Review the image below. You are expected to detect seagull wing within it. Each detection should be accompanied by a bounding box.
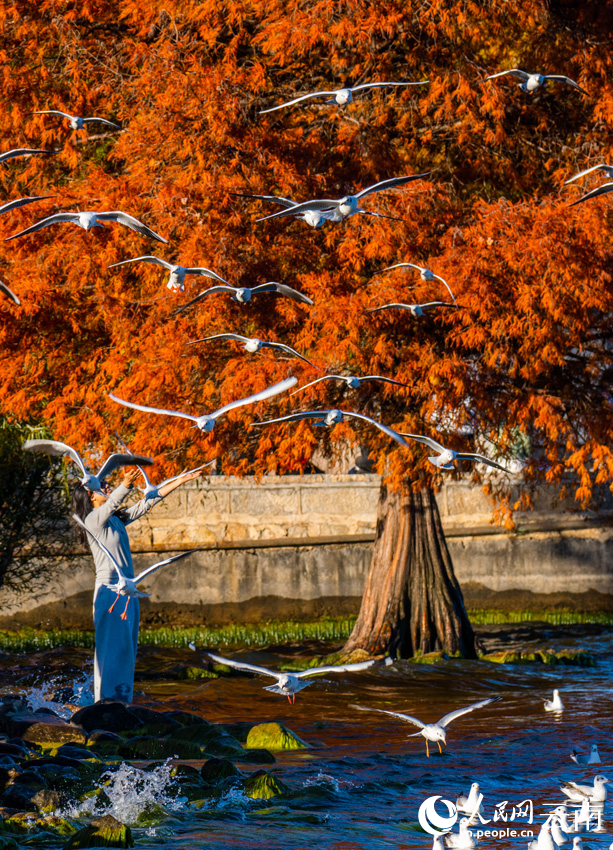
[570,183,613,206]
[231,192,298,208]
[108,393,199,424]
[172,286,236,314]
[0,196,53,216]
[207,652,279,678]
[31,110,73,120]
[251,282,314,304]
[211,376,298,419]
[545,75,588,95]
[4,213,81,241]
[485,69,529,81]
[351,703,426,729]
[437,696,501,728]
[0,280,20,305]
[365,303,413,313]
[82,117,121,128]
[400,433,447,453]
[183,267,229,282]
[0,148,58,163]
[133,548,200,584]
[420,301,457,309]
[188,333,250,345]
[351,81,430,92]
[297,659,377,678]
[265,341,318,367]
[343,411,409,447]
[565,164,613,184]
[290,376,339,394]
[252,410,327,426]
[23,439,87,477]
[259,90,339,114]
[113,433,153,489]
[360,376,408,387]
[156,461,215,488]
[72,513,124,580]
[380,262,422,273]
[108,255,172,270]
[456,453,508,471]
[257,199,339,221]
[96,452,154,481]
[355,173,431,200]
[96,211,167,243]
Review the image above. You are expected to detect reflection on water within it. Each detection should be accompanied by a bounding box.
[1,623,612,849]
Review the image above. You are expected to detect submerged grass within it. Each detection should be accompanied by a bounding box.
[0,610,611,652]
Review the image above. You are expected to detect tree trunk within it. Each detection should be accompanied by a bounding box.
[344,482,476,659]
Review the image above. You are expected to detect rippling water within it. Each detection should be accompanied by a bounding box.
[1,623,612,850]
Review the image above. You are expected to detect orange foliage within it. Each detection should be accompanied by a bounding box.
[0,0,611,509]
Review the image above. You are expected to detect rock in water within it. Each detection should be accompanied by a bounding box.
[245,722,309,751]
[63,814,134,848]
[244,770,289,800]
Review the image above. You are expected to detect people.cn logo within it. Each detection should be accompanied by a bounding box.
[418,796,459,835]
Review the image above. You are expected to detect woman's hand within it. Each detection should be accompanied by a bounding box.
[122,467,142,489]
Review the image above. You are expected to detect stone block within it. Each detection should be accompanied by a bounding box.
[230,486,300,516]
[300,484,378,517]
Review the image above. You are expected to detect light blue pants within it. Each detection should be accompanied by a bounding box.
[93,585,139,703]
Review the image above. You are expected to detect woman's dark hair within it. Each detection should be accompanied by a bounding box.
[71,483,93,544]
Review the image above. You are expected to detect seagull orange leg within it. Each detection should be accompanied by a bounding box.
[108,594,120,614]
[437,741,442,754]
[287,693,292,704]
[120,598,130,621]
[426,740,430,758]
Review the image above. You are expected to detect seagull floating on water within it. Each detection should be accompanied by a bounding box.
[544,689,564,711]
[108,255,223,292]
[22,439,153,493]
[187,332,318,368]
[30,110,121,130]
[257,174,429,223]
[528,822,555,850]
[291,374,407,395]
[559,776,610,803]
[400,433,507,471]
[456,782,483,816]
[352,696,501,757]
[252,408,409,447]
[375,262,457,305]
[485,69,588,96]
[571,745,601,766]
[259,80,430,114]
[109,377,297,433]
[73,514,198,619]
[5,210,167,243]
[550,807,583,835]
[174,280,313,314]
[196,648,378,703]
[550,816,571,847]
[0,280,20,305]
[0,196,53,217]
[445,818,476,850]
[365,300,456,317]
[0,148,58,164]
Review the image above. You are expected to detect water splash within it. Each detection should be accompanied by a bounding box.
[21,672,94,719]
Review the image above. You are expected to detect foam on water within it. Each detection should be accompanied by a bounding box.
[22,672,94,719]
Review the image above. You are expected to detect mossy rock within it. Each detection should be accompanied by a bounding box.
[63,814,134,849]
[135,804,167,827]
[171,725,245,758]
[36,815,78,837]
[119,736,203,760]
[245,723,310,752]
[410,652,447,664]
[175,666,219,680]
[244,770,289,800]
[482,648,595,666]
[238,748,276,764]
[1,814,36,835]
[554,649,595,666]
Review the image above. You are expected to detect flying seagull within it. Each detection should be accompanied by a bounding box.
[365,300,456,317]
[108,255,223,292]
[187,333,319,368]
[484,69,588,96]
[565,164,613,184]
[109,376,297,433]
[569,183,613,206]
[22,439,153,493]
[73,514,198,619]
[257,174,430,223]
[233,192,403,226]
[259,80,430,114]
[0,196,53,216]
[174,281,313,314]
[291,374,407,395]
[5,210,167,243]
[352,696,501,757]
[400,433,507,471]
[559,776,610,803]
[0,148,58,164]
[252,408,409,447]
[375,262,457,305]
[0,280,20,305]
[30,110,121,130]
[196,648,379,703]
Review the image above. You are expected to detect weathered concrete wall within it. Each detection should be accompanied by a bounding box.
[1,474,612,628]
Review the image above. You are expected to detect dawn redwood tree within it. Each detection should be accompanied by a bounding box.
[0,0,611,656]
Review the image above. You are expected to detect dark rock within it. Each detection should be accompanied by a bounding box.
[239,748,276,764]
[27,756,88,771]
[86,729,122,745]
[0,744,26,759]
[70,703,141,735]
[163,710,206,727]
[64,814,134,848]
[125,706,181,736]
[1,783,40,810]
[220,722,253,742]
[54,745,96,761]
[200,758,241,785]
[9,768,45,787]
[4,713,87,746]
[33,707,60,718]
[118,736,203,760]
[0,833,19,849]
[171,724,245,757]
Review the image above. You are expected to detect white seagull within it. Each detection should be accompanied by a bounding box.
[291,374,407,395]
[485,69,588,96]
[550,816,571,847]
[234,191,406,226]
[565,164,613,184]
[445,818,476,850]
[198,648,378,703]
[109,377,297,433]
[571,745,601,766]
[550,807,582,835]
[259,80,430,114]
[187,332,318,368]
[108,255,223,292]
[256,174,430,223]
[456,782,483,816]
[22,439,153,493]
[0,196,53,216]
[173,281,313,314]
[569,183,613,206]
[352,696,501,757]
[375,262,457,305]
[400,433,507,471]
[73,514,198,619]
[544,689,564,711]
[5,210,167,243]
[252,408,409,447]
[0,148,58,164]
[365,300,456,317]
[0,280,20,306]
[528,822,555,850]
[30,110,121,130]
[559,776,610,803]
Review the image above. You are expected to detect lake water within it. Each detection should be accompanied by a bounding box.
[1,623,611,850]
